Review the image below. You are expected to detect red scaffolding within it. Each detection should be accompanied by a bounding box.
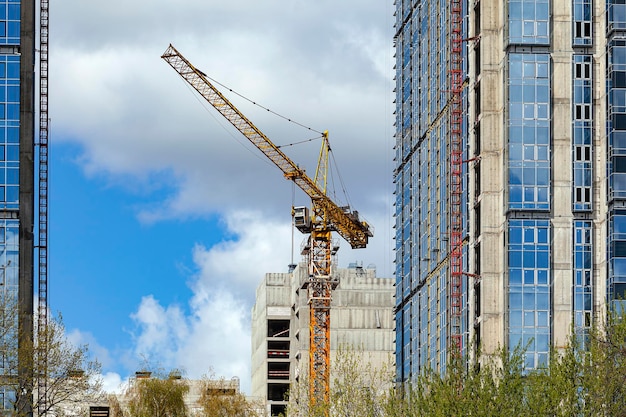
[449,0,464,352]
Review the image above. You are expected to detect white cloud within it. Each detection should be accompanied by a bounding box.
[53,0,397,398]
[101,372,125,394]
[51,1,395,225]
[66,328,114,370]
[127,211,292,394]
[124,209,393,394]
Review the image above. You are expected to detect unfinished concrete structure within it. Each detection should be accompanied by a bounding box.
[393,0,621,381]
[251,263,394,416]
[73,373,250,417]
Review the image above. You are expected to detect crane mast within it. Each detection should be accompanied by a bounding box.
[162,44,372,411]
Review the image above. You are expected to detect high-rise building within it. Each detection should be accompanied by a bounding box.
[0,0,38,413]
[393,0,620,382]
[251,263,394,416]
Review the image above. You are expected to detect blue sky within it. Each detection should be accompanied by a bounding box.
[50,1,395,394]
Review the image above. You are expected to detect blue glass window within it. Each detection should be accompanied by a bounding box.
[508,54,551,210]
[508,219,551,369]
[0,54,18,210]
[508,0,550,45]
[609,0,626,32]
[393,0,469,382]
[573,221,592,349]
[402,303,411,377]
[573,0,592,46]
[573,55,593,211]
[395,311,403,379]
[609,210,626,304]
[0,1,19,46]
[608,41,626,200]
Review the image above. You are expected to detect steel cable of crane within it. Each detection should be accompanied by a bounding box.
[205,75,324,136]
[181,71,355,210]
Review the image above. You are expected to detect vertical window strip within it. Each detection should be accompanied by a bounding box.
[438,268,448,373]
[0,54,18,210]
[608,41,626,200]
[0,1,20,46]
[573,0,592,46]
[608,0,626,33]
[609,210,626,309]
[395,311,403,380]
[573,55,593,211]
[508,219,551,370]
[508,53,551,210]
[508,0,550,45]
[573,221,593,349]
[403,303,411,378]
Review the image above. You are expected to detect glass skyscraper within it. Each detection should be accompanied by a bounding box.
[394,0,623,381]
[0,0,36,413]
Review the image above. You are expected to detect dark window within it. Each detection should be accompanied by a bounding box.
[575,187,591,203]
[615,156,626,172]
[574,21,591,38]
[268,362,290,380]
[267,320,290,338]
[614,240,626,257]
[612,283,626,300]
[614,113,626,130]
[268,383,289,401]
[575,62,592,79]
[575,145,591,162]
[614,71,626,88]
[271,404,287,416]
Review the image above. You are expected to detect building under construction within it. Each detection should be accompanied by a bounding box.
[251,263,394,416]
[0,0,49,414]
[394,0,625,381]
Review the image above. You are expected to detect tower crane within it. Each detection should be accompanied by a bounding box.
[162,44,373,410]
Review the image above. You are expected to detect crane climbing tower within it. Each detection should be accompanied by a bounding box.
[37,0,50,414]
[161,44,372,411]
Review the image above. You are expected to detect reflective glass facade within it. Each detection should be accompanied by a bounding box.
[394,0,467,381]
[508,0,550,45]
[574,220,592,348]
[508,53,550,210]
[0,1,19,46]
[394,0,624,381]
[609,1,626,311]
[0,0,27,413]
[507,219,550,368]
[573,55,593,211]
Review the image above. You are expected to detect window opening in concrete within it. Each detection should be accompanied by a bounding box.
[267,383,289,401]
[267,340,290,358]
[267,319,290,338]
[267,362,290,380]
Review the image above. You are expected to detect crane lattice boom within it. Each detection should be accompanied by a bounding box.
[161,44,372,249]
[162,44,372,412]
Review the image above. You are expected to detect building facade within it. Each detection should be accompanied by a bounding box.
[394,0,620,382]
[0,0,37,413]
[251,263,394,417]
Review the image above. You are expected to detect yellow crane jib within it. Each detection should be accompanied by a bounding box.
[161,44,372,249]
[161,43,373,412]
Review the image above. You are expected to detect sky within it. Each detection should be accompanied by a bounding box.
[49,1,396,394]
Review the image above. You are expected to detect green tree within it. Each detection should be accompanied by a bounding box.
[286,346,394,417]
[108,393,126,417]
[196,376,260,417]
[0,311,103,417]
[285,314,626,416]
[125,371,189,417]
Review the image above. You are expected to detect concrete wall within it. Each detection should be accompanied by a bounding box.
[251,263,395,416]
[467,0,609,361]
